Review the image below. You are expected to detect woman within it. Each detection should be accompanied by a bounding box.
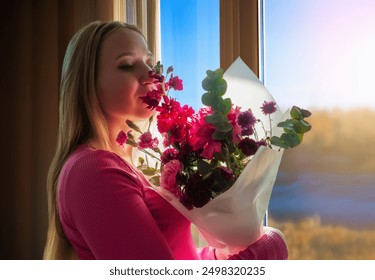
[44,21,288,260]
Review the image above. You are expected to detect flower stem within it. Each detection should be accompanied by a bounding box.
[141,149,161,162]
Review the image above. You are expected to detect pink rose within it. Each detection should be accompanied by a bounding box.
[138,131,159,149]
[160,159,183,195]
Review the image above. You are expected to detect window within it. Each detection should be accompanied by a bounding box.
[160,0,219,110]
[264,0,375,259]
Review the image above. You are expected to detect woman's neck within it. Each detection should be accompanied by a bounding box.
[89,116,136,164]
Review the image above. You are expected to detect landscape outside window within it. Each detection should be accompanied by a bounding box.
[161,0,375,259]
[265,0,375,259]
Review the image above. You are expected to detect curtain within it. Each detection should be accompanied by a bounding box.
[0,0,160,260]
[220,0,259,75]
[125,0,161,63]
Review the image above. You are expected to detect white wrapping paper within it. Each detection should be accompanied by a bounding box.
[151,57,288,254]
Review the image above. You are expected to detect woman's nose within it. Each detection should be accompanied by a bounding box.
[140,64,154,85]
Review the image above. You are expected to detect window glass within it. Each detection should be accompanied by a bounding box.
[264,0,375,259]
[160,0,219,110]
[160,0,219,247]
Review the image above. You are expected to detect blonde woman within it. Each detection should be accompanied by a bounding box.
[44,21,288,260]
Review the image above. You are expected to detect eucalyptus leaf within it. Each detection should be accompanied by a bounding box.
[215,121,233,133]
[270,136,290,149]
[277,119,295,130]
[301,108,312,118]
[293,119,312,133]
[202,92,220,106]
[290,106,303,120]
[213,79,227,96]
[223,98,232,114]
[205,113,225,124]
[212,131,229,140]
[201,69,227,95]
[211,99,228,112]
[281,131,302,148]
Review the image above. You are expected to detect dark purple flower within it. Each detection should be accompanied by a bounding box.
[217,166,235,181]
[261,100,277,115]
[238,138,259,156]
[241,126,254,136]
[181,172,212,208]
[257,139,268,147]
[236,110,257,128]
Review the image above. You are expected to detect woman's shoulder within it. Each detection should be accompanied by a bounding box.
[60,144,140,187]
[66,144,131,170]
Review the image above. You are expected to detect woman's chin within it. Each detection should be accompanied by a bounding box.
[133,107,154,121]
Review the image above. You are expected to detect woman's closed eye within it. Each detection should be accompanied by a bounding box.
[118,64,134,71]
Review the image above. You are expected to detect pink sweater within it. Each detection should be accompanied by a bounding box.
[58,145,288,260]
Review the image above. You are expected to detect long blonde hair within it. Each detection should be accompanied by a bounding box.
[44,21,144,259]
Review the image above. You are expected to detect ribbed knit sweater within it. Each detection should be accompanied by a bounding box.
[58,145,288,260]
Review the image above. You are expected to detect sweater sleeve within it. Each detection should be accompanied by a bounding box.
[197,228,288,260]
[59,150,175,260]
[227,229,288,260]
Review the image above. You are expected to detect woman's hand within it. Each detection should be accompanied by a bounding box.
[215,227,288,260]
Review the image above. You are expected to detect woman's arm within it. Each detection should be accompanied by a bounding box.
[197,227,288,260]
[60,150,175,259]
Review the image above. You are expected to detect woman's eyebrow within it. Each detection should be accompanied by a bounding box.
[115,51,153,61]
[115,52,135,60]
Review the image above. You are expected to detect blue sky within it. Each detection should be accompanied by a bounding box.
[264,0,375,110]
[161,0,375,111]
[160,0,219,110]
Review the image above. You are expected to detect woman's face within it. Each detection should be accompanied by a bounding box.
[97,28,154,122]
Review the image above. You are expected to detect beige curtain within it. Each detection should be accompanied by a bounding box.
[124,0,161,63]
[0,0,160,260]
[58,0,160,72]
[220,0,259,75]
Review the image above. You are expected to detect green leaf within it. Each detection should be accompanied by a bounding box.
[301,108,312,118]
[147,115,154,131]
[149,175,160,186]
[277,119,295,131]
[211,99,228,113]
[270,136,290,149]
[290,106,312,120]
[278,119,312,134]
[223,98,232,114]
[215,121,233,133]
[138,157,145,165]
[125,138,137,147]
[139,166,158,176]
[201,69,227,95]
[290,106,303,120]
[281,131,303,148]
[205,113,225,124]
[202,92,220,106]
[293,119,312,133]
[212,131,229,140]
[197,160,213,176]
[126,119,142,133]
[214,68,224,77]
[213,78,227,96]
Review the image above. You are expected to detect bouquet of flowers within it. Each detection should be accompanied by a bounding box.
[116,57,311,254]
